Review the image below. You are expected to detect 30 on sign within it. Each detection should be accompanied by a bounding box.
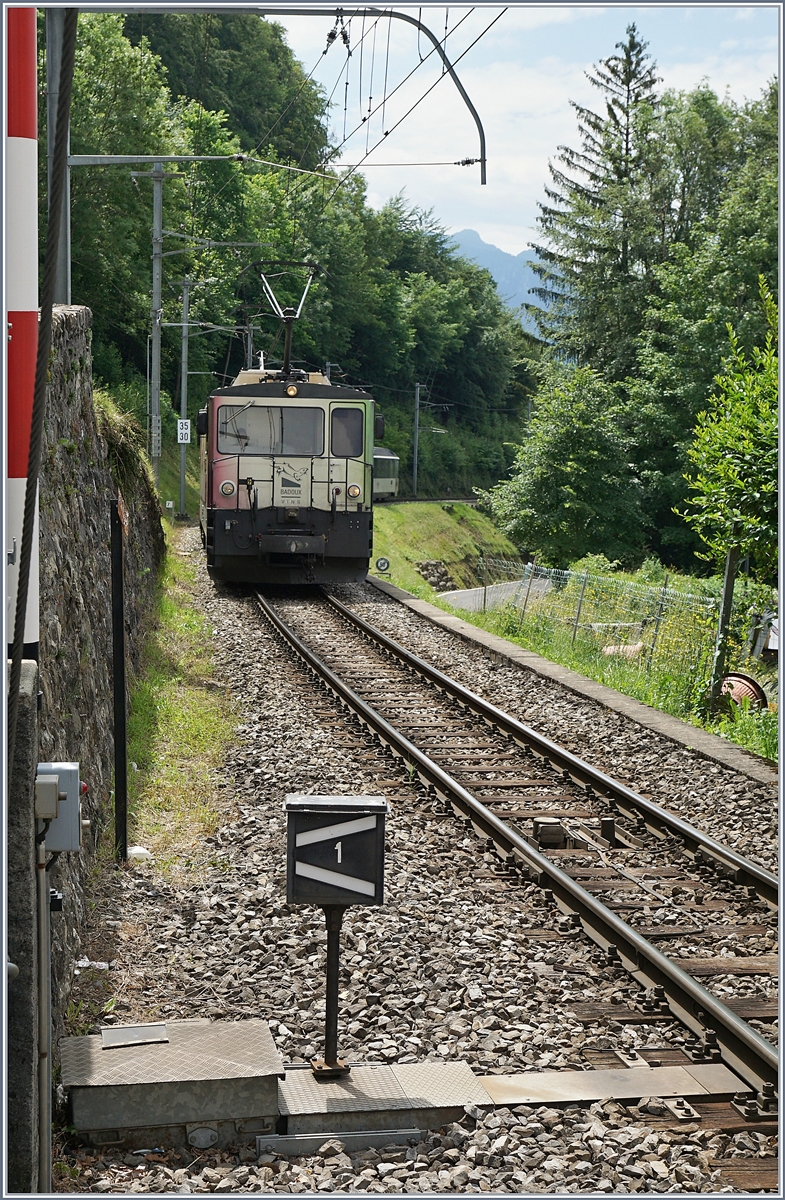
[177,419,191,444]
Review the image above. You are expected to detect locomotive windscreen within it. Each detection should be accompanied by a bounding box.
[331,408,364,457]
[217,405,324,456]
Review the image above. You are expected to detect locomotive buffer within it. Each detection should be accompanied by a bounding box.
[286,795,388,1078]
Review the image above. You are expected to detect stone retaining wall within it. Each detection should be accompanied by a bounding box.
[38,306,165,1052]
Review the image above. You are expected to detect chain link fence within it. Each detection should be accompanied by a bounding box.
[512,562,717,672]
[440,556,770,682]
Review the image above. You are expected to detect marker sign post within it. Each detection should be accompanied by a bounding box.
[286,795,388,1077]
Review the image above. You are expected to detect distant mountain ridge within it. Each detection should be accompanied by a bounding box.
[450,228,540,332]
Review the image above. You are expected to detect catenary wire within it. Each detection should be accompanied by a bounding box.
[366,16,377,153]
[316,9,506,216]
[196,6,474,246]
[323,7,474,165]
[381,13,391,131]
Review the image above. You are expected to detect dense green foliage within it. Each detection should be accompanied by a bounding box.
[683,283,778,581]
[43,13,536,497]
[478,366,642,567]
[123,12,330,168]
[525,24,777,568]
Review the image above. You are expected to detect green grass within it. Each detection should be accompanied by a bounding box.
[156,440,200,520]
[125,526,237,875]
[706,699,779,762]
[371,501,521,595]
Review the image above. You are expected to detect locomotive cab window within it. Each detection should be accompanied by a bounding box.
[217,405,323,456]
[331,408,364,458]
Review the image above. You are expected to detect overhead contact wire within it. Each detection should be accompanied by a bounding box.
[317,8,505,216]
[323,7,474,166]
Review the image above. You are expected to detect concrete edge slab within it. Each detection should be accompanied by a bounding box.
[477,1064,743,1107]
[366,576,778,787]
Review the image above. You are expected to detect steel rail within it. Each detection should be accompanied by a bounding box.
[325,592,779,910]
[257,593,778,1092]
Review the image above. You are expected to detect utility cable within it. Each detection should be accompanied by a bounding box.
[292,50,353,174]
[443,8,449,74]
[366,17,377,152]
[331,158,480,168]
[249,20,339,158]
[317,8,504,216]
[205,9,378,215]
[381,14,391,131]
[358,10,365,121]
[246,6,476,264]
[8,9,78,776]
[209,7,473,244]
[323,7,474,165]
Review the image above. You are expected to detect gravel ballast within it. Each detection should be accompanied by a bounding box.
[332,584,778,874]
[55,533,777,1194]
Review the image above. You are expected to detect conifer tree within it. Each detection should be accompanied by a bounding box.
[530,25,664,378]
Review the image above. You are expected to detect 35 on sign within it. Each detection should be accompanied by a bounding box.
[177,419,191,444]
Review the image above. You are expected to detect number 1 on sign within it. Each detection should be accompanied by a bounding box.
[335,841,342,864]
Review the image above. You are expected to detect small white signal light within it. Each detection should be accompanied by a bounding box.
[286,384,298,396]
[220,480,236,497]
[347,484,361,498]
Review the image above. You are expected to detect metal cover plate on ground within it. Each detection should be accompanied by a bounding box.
[279,1065,410,1116]
[279,1062,495,1137]
[391,1062,492,1110]
[61,1019,284,1088]
[682,1063,751,1097]
[478,1065,728,1107]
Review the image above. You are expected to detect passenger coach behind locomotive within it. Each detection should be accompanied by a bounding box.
[198,368,383,584]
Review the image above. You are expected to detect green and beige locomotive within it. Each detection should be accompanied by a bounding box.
[198,364,383,585]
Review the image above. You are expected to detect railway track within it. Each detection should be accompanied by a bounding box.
[257,589,778,1108]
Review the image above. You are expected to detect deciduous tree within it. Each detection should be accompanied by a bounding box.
[682,282,778,581]
[479,366,643,567]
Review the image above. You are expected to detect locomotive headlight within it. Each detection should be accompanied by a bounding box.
[220,480,236,497]
[347,484,361,498]
[286,384,298,396]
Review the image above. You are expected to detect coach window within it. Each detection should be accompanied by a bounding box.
[331,408,364,457]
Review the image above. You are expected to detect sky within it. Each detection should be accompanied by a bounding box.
[273,4,779,254]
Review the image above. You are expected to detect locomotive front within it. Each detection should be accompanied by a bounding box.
[198,370,377,584]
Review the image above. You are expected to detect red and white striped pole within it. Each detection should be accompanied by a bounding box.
[6,6,39,659]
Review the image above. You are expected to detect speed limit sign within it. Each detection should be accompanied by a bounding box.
[177,419,191,444]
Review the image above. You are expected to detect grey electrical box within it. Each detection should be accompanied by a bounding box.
[285,795,388,906]
[37,762,85,852]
